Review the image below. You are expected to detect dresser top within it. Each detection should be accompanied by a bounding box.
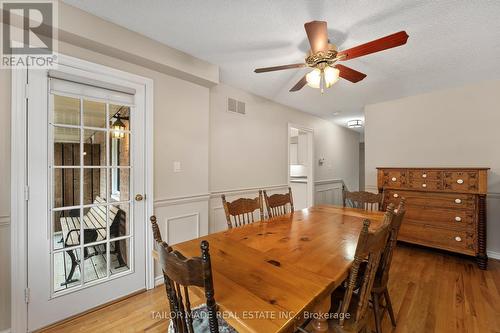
[376,167,490,170]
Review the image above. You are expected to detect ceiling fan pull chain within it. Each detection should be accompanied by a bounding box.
[320,69,326,94]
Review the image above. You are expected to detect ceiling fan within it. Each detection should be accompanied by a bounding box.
[254,21,409,93]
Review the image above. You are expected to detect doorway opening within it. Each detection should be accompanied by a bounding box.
[288,124,314,209]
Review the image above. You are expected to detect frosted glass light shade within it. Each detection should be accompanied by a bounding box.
[306,67,340,89]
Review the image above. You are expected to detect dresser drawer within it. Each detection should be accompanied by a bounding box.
[443,170,480,193]
[398,222,476,255]
[384,190,476,210]
[408,170,442,181]
[407,179,442,191]
[405,207,475,230]
[379,169,406,189]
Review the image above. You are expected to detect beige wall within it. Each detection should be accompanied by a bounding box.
[210,83,360,192]
[365,80,500,255]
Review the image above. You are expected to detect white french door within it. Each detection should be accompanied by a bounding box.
[26,62,148,331]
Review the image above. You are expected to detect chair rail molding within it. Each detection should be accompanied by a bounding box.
[314,178,345,186]
[210,184,289,198]
[154,193,211,207]
[0,215,10,227]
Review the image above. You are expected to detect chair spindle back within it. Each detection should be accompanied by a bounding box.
[151,216,219,333]
[343,190,383,211]
[221,191,264,229]
[263,187,294,218]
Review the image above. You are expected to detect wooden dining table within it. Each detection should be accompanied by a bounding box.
[153,205,385,333]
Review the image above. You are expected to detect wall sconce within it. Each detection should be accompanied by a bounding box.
[111,116,127,139]
[318,158,325,166]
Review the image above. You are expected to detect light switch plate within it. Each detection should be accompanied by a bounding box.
[173,161,181,172]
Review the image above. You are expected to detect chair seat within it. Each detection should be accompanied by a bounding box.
[168,304,238,333]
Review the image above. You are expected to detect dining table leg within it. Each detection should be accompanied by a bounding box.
[311,296,330,333]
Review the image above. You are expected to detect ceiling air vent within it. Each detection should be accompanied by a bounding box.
[227,97,246,115]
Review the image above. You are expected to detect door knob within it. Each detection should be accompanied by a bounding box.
[135,194,144,201]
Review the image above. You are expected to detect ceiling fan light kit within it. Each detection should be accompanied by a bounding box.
[254,21,409,93]
[306,66,340,92]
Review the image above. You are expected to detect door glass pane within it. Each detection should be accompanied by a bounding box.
[53,95,80,126]
[109,133,130,166]
[109,204,129,239]
[82,206,107,244]
[53,248,82,292]
[110,238,130,276]
[49,92,135,294]
[83,168,107,206]
[83,244,108,284]
[83,130,107,166]
[53,209,81,250]
[52,126,80,166]
[53,168,80,209]
[83,100,106,128]
[110,168,129,202]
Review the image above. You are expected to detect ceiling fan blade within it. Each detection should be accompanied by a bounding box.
[335,64,367,83]
[289,75,307,92]
[254,63,306,73]
[338,31,409,61]
[304,21,329,54]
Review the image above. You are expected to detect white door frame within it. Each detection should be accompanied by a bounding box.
[287,123,314,207]
[11,54,155,332]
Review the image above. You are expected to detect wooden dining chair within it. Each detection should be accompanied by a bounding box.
[150,216,236,333]
[343,190,383,211]
[263,187,294,218]
[329,206,394,333]
[371,198,406,333]
[221,191,264,229]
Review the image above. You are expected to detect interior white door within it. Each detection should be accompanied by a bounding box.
[26,66,146,331]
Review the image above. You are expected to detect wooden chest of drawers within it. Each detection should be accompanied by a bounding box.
[377,167,489,269]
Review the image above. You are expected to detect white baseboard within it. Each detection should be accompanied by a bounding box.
[487,250,500,260]
[154,275,164,287]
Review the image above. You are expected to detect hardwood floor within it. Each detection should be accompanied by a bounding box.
[41,243,500,333]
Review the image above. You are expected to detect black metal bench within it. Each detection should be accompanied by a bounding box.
[59,196,126,285]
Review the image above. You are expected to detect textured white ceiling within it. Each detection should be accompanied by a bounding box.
[63,0,500,129]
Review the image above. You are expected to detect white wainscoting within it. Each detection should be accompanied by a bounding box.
[209,184,289,233]
[314,179,344,206]
[487,192,500,259]
[153,195,210,244]
[0,216,11,332]
[153,195,210,279]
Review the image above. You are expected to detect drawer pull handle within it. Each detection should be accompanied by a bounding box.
[393,194,399,198]
[455,236,462,242]
[455,217,462,222]
[422,183,427,188]
[391,177,397,182]
[455,199,462,204]
[457,179,464,184]
[422,174,427,178]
